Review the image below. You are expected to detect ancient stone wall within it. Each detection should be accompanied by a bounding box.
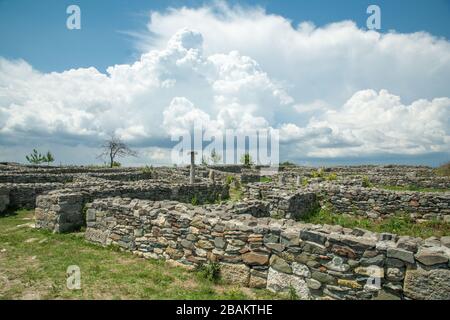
[35,182,229,233]
[84,197,450,300]
[245,182,450,222]
[312,184,450,221]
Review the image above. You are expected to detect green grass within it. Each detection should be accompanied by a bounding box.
[378,185,450,193]
[260,176,272,183]
[435,162,450,177]
[0,210,278,300]
[301,206,450,238]
[228,187,243,203]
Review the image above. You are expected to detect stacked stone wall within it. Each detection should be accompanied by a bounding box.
[84,197,450,300]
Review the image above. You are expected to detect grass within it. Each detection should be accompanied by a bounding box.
[301,205,450,238]
[435,162,450,176]
[228,187,243,202]
[260,176,272,183]
[378,185,450,193]
[0,210,279,300]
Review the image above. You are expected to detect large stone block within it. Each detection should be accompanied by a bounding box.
[403,268,450,300]
[219,263,250,286]
[267,267,310,299]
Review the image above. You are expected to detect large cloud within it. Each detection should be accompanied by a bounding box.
[0,2,449,165]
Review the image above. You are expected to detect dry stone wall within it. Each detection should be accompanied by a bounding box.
[245,181,450,222]
[35,182,229,233]
[84,197,450,300]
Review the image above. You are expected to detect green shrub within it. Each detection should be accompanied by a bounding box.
[111,161,121,168]
[191,196,199,206]
[311,169,324,178]
[196,261,221,283]
[288,285,299,300]
[225,175,235,185]
[362,176,372,188]
[142,165,154,174]
[326,173,337,181]
[302,178,309,186]
[240,153,253,167]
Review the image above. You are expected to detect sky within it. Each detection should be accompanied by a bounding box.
[0,0,449,166]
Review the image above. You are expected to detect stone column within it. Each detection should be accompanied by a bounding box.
[296,175,300,186]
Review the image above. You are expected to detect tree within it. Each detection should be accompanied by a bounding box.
[98,134,137,168]
[44,151,55,166]
[240,152,253,167]
[210,148,222,165]
[26,149,45,165]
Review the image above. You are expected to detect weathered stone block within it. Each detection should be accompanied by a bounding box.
[403,268,450,300]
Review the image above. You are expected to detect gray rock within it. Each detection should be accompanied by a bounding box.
[415,250,449,266]
[387,248,415,264]
[269,255,292,274]
[404,268,450,300]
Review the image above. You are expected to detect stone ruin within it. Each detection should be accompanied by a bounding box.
[0,162,449,300]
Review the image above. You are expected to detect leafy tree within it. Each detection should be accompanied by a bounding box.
[44,151,55,166]
[26,149,45,165]
[240,152,253,167]
[210,148,222,165]
[97,134,137,168]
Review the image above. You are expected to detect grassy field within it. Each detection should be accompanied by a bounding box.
[301,205,450,238]
[0,210,279,300]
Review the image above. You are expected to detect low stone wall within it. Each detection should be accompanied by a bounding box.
[84,197,450,300]
[0,183,64,213]
[0,185,10,213]
[35,182,229,233]
[245,182,450,222]
[244,183,319,220]
[0,173,73,184]
[312,184,450,221]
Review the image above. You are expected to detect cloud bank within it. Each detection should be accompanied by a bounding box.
[0,2,449,165]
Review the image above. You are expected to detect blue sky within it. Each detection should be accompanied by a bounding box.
[1,0,449,73]
[0,1,449,166]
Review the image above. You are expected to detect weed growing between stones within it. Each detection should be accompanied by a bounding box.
[288,285,299,300]
[362,176,372,188]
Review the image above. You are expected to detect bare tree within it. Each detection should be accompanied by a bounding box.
[98,134,137,168]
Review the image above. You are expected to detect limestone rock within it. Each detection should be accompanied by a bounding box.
[403,268,450,300]
[267,267,310,299]
[220,263,250,286]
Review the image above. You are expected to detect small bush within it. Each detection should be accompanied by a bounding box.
[311,169,324,178]
[196,261,221,283]
[326,173,337,181]
[225,175,235,185]
[111,161,121,168]
[288,285,299,300]
[362,176,372,188]
[142,165,154,174]
[302,178,309,186]
[191,196,198,206]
